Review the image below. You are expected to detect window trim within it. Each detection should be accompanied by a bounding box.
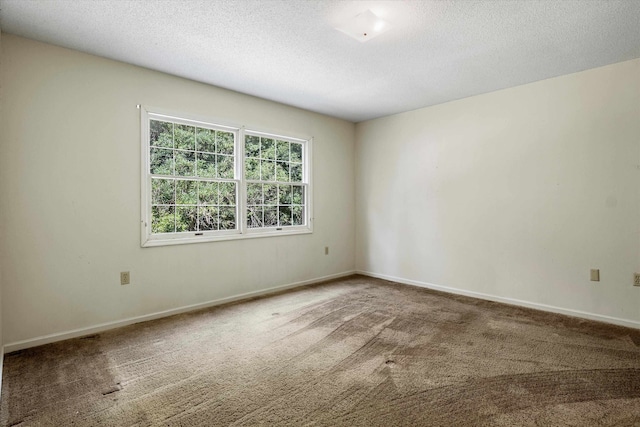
[140,106,313,247]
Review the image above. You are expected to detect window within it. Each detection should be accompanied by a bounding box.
[141,107,312,246]
[244,132,307,230]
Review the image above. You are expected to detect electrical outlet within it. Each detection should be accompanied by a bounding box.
[325,246,329,255]
[590,269,600,282]
[120,271,130,285]
[634,273,640,286]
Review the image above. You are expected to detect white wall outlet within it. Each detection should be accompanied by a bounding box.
[325,246,329,255]
[590,269,600,281]
[634,273,640,286]
[120,271,130,285]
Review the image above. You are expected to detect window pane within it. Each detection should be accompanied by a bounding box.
[175,124,195,151]
[150,120,173,148]
[261,138,275,159]
[278,184,292,205]
[175,151,196,176]
[290,163,302,182]
[276,140,289,161]
[292,185,304,204]
[245,135,260,157]
[292,206,304,226]
[247,206,263,228]
[198,181,218,205]
[219,206,236,230]
[245,158,260,180]
[176,206,197,232]
[264,184,277,205]
[264,206,278,227]
[150,148,174,175]
[198,206,219,231]
[176,180,197,204]
[197,128,216,153]
[290,142,302,163]
[152,178,175,205]
[278,206,291,226]
[196,153,216,178]
[276,162,289,182]
[152,206,175,233]
[261,159,275,181]
[247,183,262,205]
[217,155,234,179]
[216,131,234,155]
[219,182,236,205]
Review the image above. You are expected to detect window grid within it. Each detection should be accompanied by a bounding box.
[149,118,237,234]
[244,134,306,230]
[151,178,238,233]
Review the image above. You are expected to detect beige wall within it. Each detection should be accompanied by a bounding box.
[356,58,640,326]
[0,34,356,346]
[2,33,639,350]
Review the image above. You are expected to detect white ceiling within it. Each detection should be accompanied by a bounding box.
[1,0,639,123]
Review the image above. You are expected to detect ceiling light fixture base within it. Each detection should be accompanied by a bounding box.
[335,10,392,43]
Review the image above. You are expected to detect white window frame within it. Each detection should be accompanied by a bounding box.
[140,106,313,247]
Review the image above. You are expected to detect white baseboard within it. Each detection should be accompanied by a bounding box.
[2,270,356,354]
[357,270,640,330]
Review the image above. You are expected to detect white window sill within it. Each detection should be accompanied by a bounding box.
[141,226,312,247]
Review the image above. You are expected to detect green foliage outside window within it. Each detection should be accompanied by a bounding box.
[245,134,305,229]
[149,119,236,233]
[147,116,307,239]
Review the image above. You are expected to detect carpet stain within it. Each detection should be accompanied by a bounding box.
[101,383,122,396]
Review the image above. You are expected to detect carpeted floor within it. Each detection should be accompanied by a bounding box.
[2,275,640,426]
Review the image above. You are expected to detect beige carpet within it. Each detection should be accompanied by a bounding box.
[2,275,640,426]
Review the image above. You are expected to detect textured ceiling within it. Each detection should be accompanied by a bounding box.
[1,0,639,122]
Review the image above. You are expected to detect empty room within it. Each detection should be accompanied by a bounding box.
[0,0,639,425]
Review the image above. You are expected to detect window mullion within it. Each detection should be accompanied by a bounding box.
[172,123,177,233]
[238,127,247,235]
